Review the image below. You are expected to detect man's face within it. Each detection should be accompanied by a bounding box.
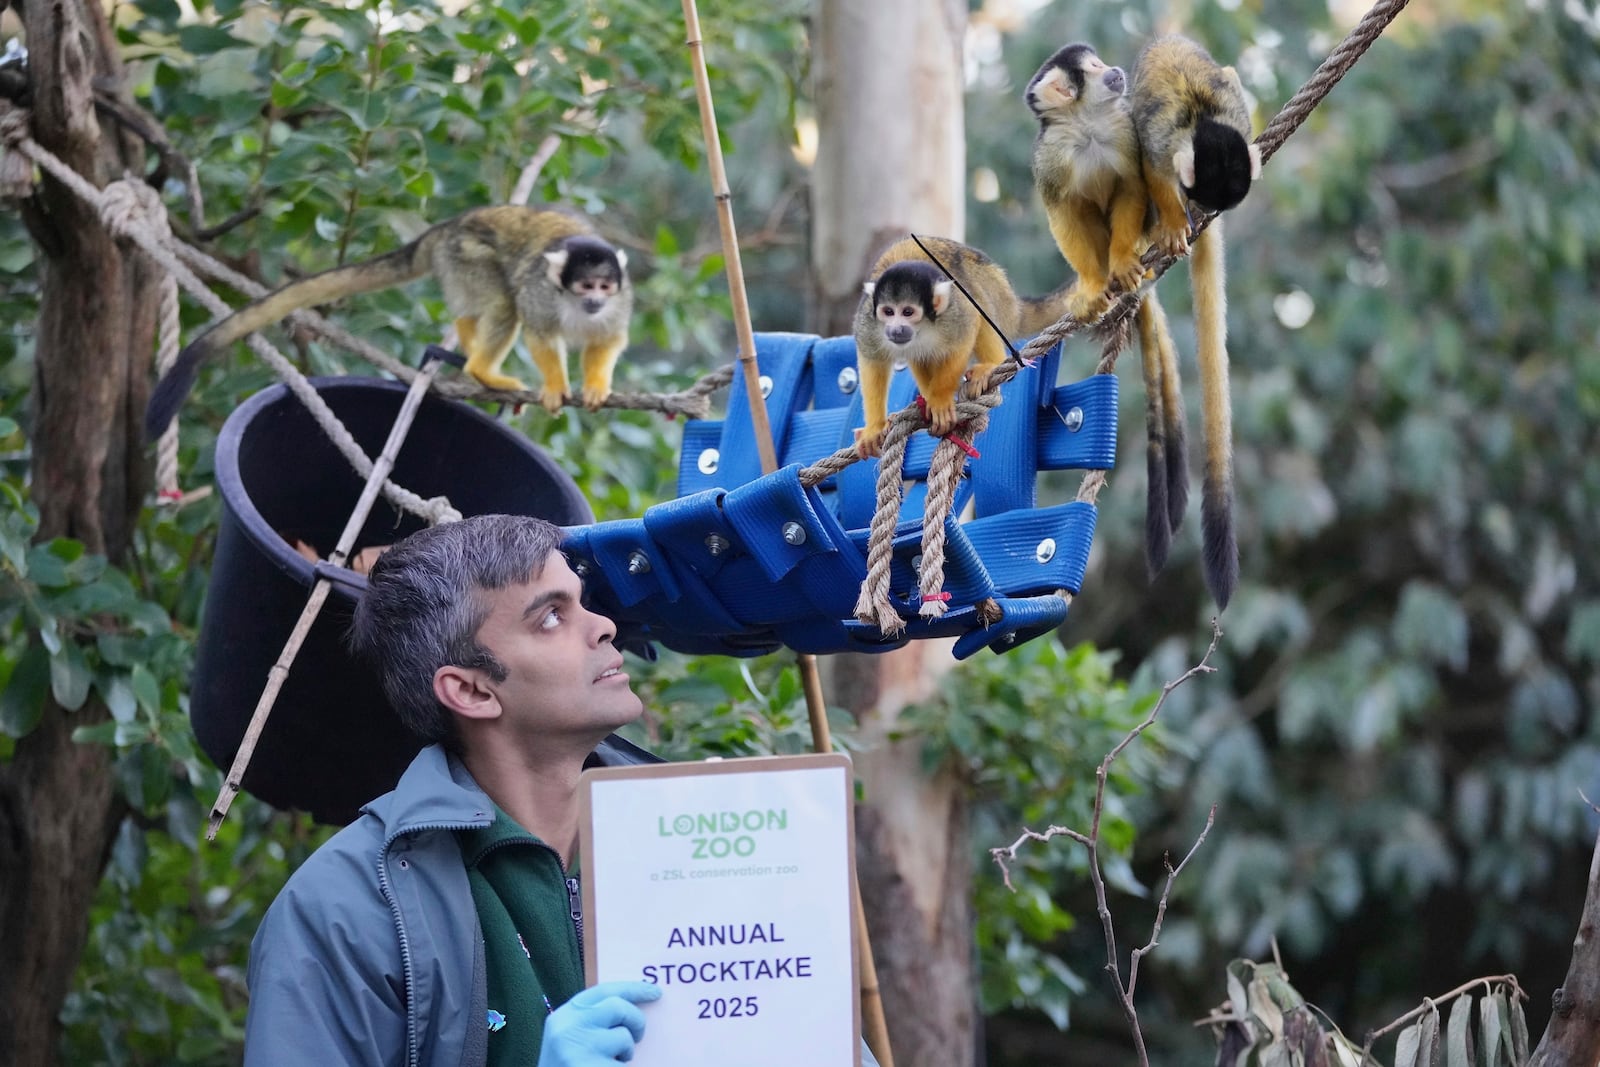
[470,553,642,741]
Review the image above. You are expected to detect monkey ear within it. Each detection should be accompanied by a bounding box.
[1173,147,1196,190]
[544,249,570,285]
[615,249,629,273]
[930,281,954,316]
[861,281,876,300]
[1247,143,1263,181]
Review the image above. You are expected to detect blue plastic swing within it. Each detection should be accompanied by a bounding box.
[563,331,1118,661]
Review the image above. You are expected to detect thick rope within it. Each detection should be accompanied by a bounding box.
[852,415,917,635]
[0,102,459,525]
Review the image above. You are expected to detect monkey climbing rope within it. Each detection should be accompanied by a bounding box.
[0,0,1408,655]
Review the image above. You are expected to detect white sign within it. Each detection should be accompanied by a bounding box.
[579,753,860,1067]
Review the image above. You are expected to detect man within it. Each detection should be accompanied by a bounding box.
[243,514,664,1066]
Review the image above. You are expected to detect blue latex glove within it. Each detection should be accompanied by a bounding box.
[539,981,662,1065]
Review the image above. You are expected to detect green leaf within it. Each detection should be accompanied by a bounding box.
[131,664,161,716]
[101,673,138,724]
[49,641,92,711]
[0,643,50,738]
[1509,995,1529,1063]
[177,24,248,54]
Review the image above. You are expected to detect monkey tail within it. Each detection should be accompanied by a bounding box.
[1142,290,1189,533]
[1136,297,1171,579]
[143,242,428,440]
[1191,219,1237,609]
[1015,277,1078,336]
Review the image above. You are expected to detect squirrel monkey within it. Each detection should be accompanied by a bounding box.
[1026,42,1190,582]
[144,206,632,438]
[1024,43,1148,322]
[852,236,1069,458]
[1130,34,1262,608]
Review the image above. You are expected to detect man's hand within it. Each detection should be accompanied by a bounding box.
[540,981,662,1065]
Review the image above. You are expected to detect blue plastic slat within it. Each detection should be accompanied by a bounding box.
[676,420,726,497]
[715,333,817,493]
[951,595,1070,659]
[809,336,861,410]
[783,408,852,473]
[1036,374,1120,471]
[969,352,1047,519]
[706,557,819,626]
[882,516,997,614]
[963,501,1097,597]
[641,489,738,581]
[720,465,844,583]
[578,518,681,610]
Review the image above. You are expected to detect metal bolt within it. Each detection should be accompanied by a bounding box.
[698,448,720,474]
[759,375,774,398]
[704,534,730,557]
[627,551,651,575]
[911,554,923,573]
[1062,406,1084,433]
[1035,538,1056,564]
[837,366,859,394]
[573,560,589,578]
[1001,633,1017,646]
[782,521,807,546]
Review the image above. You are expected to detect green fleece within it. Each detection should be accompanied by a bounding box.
[456,807,585,1064]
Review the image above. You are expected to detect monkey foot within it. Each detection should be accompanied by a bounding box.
[1065,287,1111,323]
[580,386,611,412]
[1151,227,1190,258]
[538,387,568,414]
[1108,260,1144,295]
[468,371,530,394]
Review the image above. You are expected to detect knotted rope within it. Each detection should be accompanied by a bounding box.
[100,180,183,502]
[0,100,460,525]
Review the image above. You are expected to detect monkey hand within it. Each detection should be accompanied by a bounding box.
[1065,284,1112,324]
[854,424,886,459]
[1150,222,1190,259]
[923,397,961,438]
[580,384,611,412]
[1107,255,1145,297]
[538,385,568,414]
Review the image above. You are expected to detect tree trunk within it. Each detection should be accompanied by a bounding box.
[0,0,157,1061]
[810,0,967,335]
[1529,826,1600,1067]
[810,2,973,1063]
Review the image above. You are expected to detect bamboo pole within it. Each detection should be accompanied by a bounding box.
[206,352,449,839]
[679,4,893,1063]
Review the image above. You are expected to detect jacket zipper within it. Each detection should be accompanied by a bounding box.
[566,876,584,969]
[380,819,484,1067]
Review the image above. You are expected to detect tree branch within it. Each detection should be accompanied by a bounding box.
[989,620,1224,1067]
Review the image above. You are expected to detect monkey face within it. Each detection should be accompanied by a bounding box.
[1026,44,1126,119]
[876,299,923,346]
[865,264,954,350]
[545,237,629,316]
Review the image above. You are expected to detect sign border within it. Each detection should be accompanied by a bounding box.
[578,751,861,1065]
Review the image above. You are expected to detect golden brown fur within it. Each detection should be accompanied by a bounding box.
[144,206,632,438]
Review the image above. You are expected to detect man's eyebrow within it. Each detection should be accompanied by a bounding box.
[521,589,576,619]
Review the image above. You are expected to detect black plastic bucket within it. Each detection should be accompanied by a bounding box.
[190,377,594,825]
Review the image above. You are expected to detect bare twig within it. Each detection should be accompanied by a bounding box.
[989,620,1224,1067]
[508,134,561,207]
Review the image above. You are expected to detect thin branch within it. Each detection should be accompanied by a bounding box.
[1359,975,1526,1059]
[988,620,1224,1067]
[508,133,561,207]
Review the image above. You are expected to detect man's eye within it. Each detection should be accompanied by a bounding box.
[540,608,563,630]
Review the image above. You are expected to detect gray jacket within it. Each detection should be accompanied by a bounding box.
[242,740,880,1067]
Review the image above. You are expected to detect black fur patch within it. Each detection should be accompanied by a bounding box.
[873,261,945,320]
[1186,118,1253,212]
[556,235,624,287]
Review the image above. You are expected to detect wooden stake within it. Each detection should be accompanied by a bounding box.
[679,3,893,1062]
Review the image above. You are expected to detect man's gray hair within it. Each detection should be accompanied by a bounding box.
[349,514,564,748]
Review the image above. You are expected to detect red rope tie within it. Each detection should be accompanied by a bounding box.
[920,591,952,603]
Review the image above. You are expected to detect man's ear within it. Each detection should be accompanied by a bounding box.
[433,664,502,721]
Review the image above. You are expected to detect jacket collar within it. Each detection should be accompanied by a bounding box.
[362,744,493,839]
